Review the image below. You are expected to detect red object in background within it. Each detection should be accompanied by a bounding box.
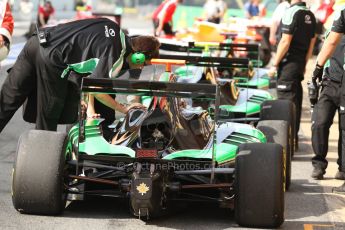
[152,0,178,24]
[38,5,55,19]
[0,3,13,35]
[315,2,334,24]
[159,34,175,39]
[135,149,158,158]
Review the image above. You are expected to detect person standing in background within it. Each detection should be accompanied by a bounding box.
[0,0,13,63]
[310,35,345,180]
[311,0,334,53]
[203,0,227,24]
[244,0,266,19]
[310,2,345,193]
[37,1,55,28]
[311,0,334,32]
[152,0,183,37]
[268,0,317,150]
[269,0,290,46]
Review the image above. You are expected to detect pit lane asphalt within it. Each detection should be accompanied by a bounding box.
[1,16,345,230]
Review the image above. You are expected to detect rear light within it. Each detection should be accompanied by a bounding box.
[135,149,158,158]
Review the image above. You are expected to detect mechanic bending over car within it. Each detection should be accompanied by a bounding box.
[0,18,160,133]
[268,0,317,149]
[0,0,14,63]
[311,5,345,194]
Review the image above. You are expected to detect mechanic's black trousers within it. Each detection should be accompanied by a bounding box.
[277,61,305,145]
[0,36,67,132]
[277,79,303,141]
[311,79,343,171]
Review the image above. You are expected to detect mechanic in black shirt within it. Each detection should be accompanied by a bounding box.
[0,18,160,132]
[312,6,345,193]
[311,35,345,180]
[268,0,317,149]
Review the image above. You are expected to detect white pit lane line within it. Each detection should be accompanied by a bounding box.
[1,42,25,66]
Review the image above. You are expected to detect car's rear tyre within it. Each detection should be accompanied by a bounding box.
[260,99,295,156]
[257,120,291,190]
[235,143,284,228]
[12,130,67,215]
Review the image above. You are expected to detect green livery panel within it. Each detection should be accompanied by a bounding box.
[69,120,266,165]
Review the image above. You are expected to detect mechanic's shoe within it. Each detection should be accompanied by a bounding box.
[335,171,345,180]
[332,183,345,194]
[311,167,325,180]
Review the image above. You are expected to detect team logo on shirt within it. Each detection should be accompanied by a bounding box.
[104,26,116,37]
[109,29,115,37]
[305,15,311,24]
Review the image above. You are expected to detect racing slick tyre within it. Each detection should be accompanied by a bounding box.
[235,143,284,228]
[257,120,291,191]
[12,130,68,215]
[260,99,295,156]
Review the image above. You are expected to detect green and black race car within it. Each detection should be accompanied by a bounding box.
[152,56,294,190]
[158,41,295,154]
[12,59,289,229]
[158,38,276,90]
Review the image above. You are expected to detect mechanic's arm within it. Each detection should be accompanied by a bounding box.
[155,10,168,36]
[86,42,130,114]
[305,35,317,65]
[87,40,144,114]
[93,94,145,114]
[94,94,128,114]
[306,35,317,61]
[87,95,96,116]
[127,95,141,104]
[39,13,46,26]
[269,22,278,46]
[268,33,292,77]
[273,33,292,66]
[315,31,342,66]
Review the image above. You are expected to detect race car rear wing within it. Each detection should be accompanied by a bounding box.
[157,54,249,69]
[159,41,259,54]
[81,78,217,99]
[213,43,259,53]
[159,41,201,53]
